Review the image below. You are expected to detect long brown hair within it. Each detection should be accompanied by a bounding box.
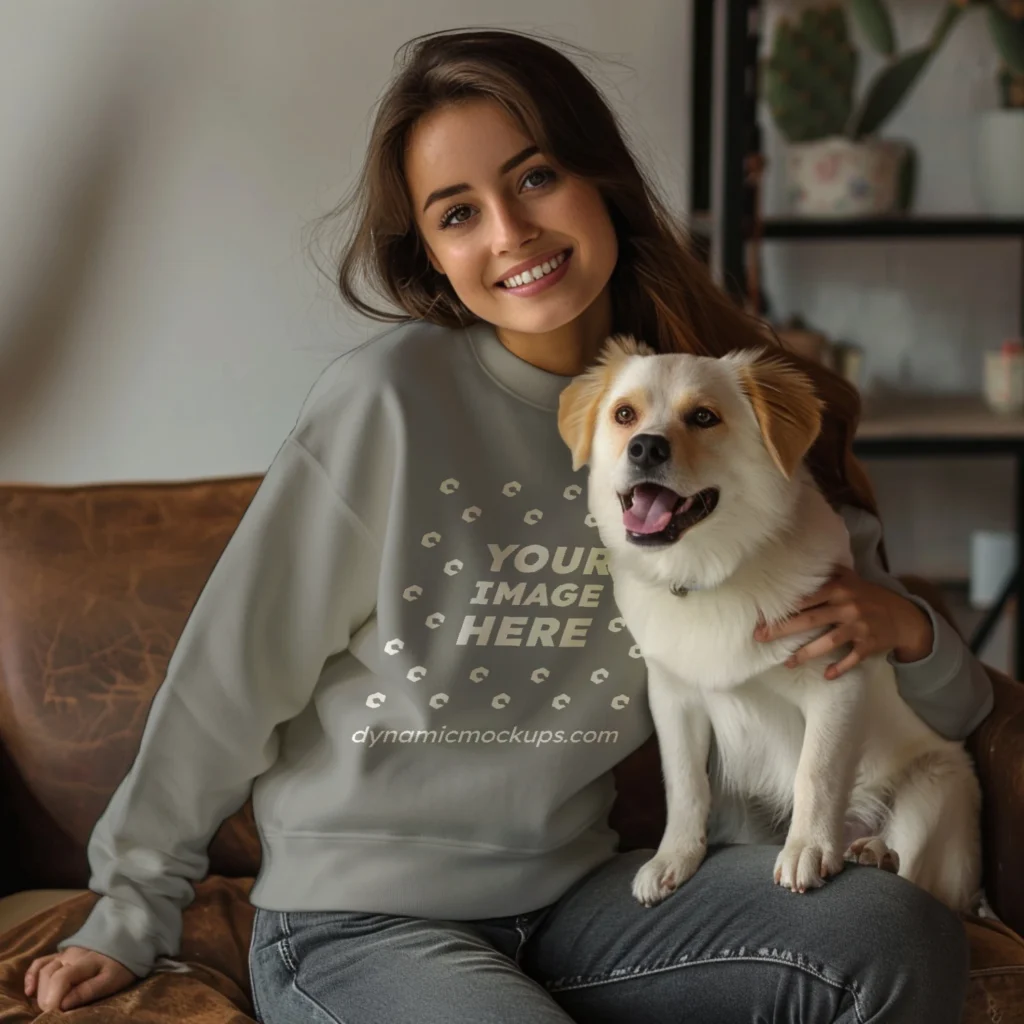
[307,27,881,535]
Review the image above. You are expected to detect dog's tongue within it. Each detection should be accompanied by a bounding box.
[623,484,680,534]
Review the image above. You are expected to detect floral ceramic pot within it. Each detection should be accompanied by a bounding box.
[784,137,911,217]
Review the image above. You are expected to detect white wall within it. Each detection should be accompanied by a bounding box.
[0,0,690,484]
[759,0,1020,579]
[3,0,1014,583]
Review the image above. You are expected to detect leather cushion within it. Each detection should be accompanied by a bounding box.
[0,877,256,1022]
[0,478,264,892]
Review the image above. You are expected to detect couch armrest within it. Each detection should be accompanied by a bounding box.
[966,668,1024,935]
[0,740,28,898]
[898,575,1024,934]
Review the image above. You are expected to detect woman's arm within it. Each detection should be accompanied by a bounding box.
[841,504,995,741]
[54,365,383,979]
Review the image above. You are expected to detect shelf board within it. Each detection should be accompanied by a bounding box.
[854,395,1024,453]
[762,216,1024,240]
[685,214,1024,242]
[857,395,1024,438]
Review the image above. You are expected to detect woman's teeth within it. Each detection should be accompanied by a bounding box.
[501,250,568,289]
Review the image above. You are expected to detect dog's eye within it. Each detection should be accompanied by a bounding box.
[614,405,636,425]
[689,407,720,428]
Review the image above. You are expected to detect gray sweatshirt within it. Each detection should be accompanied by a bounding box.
[58,318,994,977]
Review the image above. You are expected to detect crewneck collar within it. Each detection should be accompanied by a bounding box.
[465,321,575,412]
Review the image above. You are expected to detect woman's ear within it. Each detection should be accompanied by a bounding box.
[424,242,446,276]
[738,355,823,479]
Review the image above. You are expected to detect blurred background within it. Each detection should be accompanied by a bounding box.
[0,0,1021,671]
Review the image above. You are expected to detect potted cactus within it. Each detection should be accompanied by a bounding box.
[764,0,963,217]
[973,1,1024,214]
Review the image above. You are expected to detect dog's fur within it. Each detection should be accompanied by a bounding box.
[558,335,982,910]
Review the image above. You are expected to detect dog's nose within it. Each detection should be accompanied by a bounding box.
[628,433,671,469]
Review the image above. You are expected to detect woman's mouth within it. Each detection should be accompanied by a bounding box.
[496,248,572,297]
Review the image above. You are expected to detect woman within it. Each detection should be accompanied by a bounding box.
[25,27,992,1023]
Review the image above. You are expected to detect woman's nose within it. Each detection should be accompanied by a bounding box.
[490,200,538,254]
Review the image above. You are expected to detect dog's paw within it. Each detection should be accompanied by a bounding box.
[844,836,900,874]
[774,839,844,893]
[632,844,706,907]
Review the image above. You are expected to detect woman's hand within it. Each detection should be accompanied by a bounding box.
[24,946,136,1012]
[753,564,934,680]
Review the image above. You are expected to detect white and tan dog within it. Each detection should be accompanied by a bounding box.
[558,335,981,911]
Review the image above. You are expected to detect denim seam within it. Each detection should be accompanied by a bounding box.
[277,911,351,1024]
[514,919,530,966]
[247,908,264,1023]
[544,951,865,1024]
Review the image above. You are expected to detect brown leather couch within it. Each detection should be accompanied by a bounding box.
[0,475,1022,1022]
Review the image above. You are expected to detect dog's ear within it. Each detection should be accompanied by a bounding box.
[558,334,654,470]
[738,355,823,479]
[599,333,656,360]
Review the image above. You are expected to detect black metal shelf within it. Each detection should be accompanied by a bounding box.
[762,217,1024,240]
[694,0,1024,675]
[687,212,1024,242]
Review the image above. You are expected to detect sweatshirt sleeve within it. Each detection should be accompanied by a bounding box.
[55,431,380,977]
[841,504,994,741]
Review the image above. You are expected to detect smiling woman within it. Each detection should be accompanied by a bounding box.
[32,24,989,1024]
[309,27,881,524]
[403,99,618,372]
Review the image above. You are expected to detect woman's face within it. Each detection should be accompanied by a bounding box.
[404,98,618,337]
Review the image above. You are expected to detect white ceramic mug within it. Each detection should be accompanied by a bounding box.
[983,342,1024,415]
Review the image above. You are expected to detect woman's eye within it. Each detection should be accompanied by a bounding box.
[689,407,720,428]
[523,166,555,190]
[615,405,636,425]
[439,204,472,229]
[437,167,556,230]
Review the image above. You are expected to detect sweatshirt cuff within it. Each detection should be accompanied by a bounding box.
[55,895,156,979]
[886,595,964,697]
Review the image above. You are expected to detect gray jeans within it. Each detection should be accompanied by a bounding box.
[247,844,969,1023]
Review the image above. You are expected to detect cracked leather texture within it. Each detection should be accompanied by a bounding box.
[0,478,1023,1024]
[0,476,263,891]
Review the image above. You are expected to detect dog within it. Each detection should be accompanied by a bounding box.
[557,334,982,911]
